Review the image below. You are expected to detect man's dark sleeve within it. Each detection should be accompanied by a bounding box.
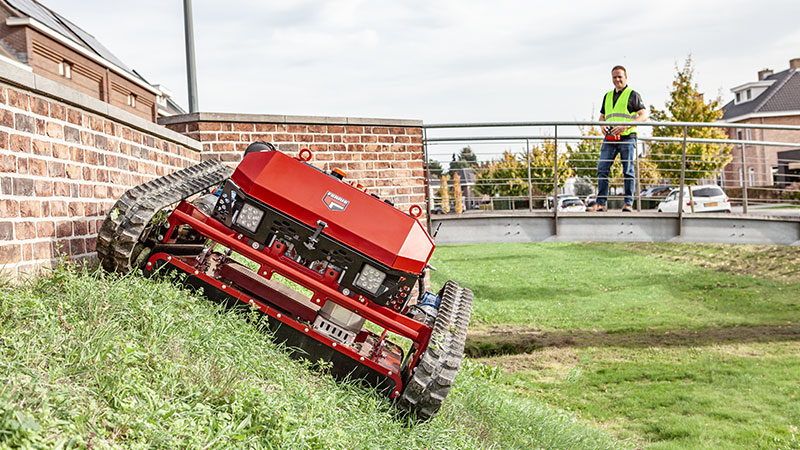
[628,91,645,112]
[600,95,606,115]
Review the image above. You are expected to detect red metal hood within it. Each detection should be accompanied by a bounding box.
[231,151,434,274]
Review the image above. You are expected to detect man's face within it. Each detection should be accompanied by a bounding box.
[612,69,627,90]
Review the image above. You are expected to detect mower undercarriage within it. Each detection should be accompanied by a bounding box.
[96,156,472,419]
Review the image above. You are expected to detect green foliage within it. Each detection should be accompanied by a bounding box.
[427,159,443,179]
[447,147,479,174]
[474,144,572,202]
[649,57,732,184]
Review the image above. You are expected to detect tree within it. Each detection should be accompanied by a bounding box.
[448,147,479,174]
[474,144,573,209]
[649,57,732,184]
[452,173,464,214]
[440,174,451,213]
[427,159,443,178]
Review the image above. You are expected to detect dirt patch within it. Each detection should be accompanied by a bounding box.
[466,322,800,358]
[606,243,800,283]
[476,347,579,377]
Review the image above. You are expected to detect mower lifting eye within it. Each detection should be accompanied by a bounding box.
[299,148,313,161]
[409,204,422,218]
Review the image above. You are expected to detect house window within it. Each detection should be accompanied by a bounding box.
[736,92,741,103]
[745,129,751,140]
[738,168,743,186]
[127,94,136,108]
[746,89,752,100]
[737,129,743,141]
[58,61,72,79]
[748,167,755,186]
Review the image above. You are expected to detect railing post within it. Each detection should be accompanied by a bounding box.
[677,126,688,236]
[741,143,749,214]
[526,139,533,212]
[553,126,559,236]
[422,127,432,233]
[635,140,641,212]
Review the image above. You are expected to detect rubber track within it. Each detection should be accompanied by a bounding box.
[398,280,473,420]
[96,159,233,274]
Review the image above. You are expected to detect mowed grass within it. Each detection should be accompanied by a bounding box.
[0,263,625,450]
[430,242,800,449]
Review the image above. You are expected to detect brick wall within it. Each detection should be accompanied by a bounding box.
[160,113,427,219]
[0,62,201,277]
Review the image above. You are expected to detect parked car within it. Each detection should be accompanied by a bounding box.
[557,196,586,212]
[641,185,673,197]
[657,185,732,213]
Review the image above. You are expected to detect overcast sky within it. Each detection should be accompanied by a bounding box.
[40,0,800,124]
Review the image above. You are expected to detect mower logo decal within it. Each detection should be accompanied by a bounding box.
[322,191,349,211]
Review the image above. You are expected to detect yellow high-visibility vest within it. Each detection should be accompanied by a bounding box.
[604,87,637,136]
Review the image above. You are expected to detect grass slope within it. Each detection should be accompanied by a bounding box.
[0,264,623,450]
[431,242,800,449]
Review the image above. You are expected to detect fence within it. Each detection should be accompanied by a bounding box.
[423,121,800,227]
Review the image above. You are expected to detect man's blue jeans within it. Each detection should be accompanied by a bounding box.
[597,138,636,206]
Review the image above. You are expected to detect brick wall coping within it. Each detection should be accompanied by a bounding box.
[0,59,203,151]
[158,112,423,128]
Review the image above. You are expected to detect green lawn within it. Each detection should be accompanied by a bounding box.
[431,242,800,449]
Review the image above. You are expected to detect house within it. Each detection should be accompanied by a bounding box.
[0,0,183,121]
[719,58,800,187]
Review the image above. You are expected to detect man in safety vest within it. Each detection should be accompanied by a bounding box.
[587,65,648,212]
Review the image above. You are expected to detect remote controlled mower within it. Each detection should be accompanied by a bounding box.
[96,142,473,419]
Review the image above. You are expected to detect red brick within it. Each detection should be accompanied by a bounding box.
[328,126,345,133]
[1,199,19,218]
[53,181,70,197]
[0,245,21,263]
[81,131,94,147]
[198,122,222,131]
[48,161,65,178]
[31,139,51,156]
[295,134,313,143]
[52,143,69,159]
[55,220,72,238]
[233,123,255,132]
[314,134,332,143]
[85,238,96,253]
[0,130,8,149]
[212,143,234,152]
[17,157,28,174]
[7,89,29,110]
[255,124,276,132]
[49,102,66,120]
[10,134,31,153]
[68,202,84,217]
[371,127,389,134]
[50,201,68,217]
[361,135,377,143]
[343,135,360,143]
[32,97,48,116]
[93,185,107,198]
[70,146,84,163]
[46,122,63,139]
[82,167,93,181]
[69,238,86,255]
[80,184,93,198]
[84,202,98,216]
[90,116,104,132]
[15,221,36,239]
[28,158,46,177]
[379,136,394,144]
[33,241,51,260]
[395,136,411,143]
[0,154,15,172]
[0,109,13,128]
[36,118,45,134]
[218,133,241,141]
[19,200,40,218]
[66,164,81,180]
[345,126,364,134]
[67,108,82,125]
[73,220,88,236]
[37,221,54,238]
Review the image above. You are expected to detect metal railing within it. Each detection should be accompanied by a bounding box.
[423,120,800,233]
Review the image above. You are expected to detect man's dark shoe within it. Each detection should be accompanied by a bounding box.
[587,203,607,212]
[622,204,633,212]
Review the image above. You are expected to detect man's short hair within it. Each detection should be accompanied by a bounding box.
[611,65,627,75]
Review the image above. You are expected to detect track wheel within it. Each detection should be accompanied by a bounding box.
[397,280,473,420]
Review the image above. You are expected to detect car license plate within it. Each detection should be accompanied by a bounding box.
[704,202,718,207]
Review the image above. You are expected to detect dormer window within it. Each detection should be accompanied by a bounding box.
[746,89,752,100]
[736,92,741,102]
[127,94,137,108]
[58,61,72,79]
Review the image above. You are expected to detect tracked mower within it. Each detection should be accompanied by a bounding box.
[96,142,473,419]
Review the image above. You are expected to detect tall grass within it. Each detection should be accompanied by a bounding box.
[0,263,624,449]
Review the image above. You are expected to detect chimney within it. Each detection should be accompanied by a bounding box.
[758,69,773,80]
[791,58,800,70]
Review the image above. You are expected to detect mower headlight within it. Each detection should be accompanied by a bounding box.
[235,203,264,233]
[354,264,387,295]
